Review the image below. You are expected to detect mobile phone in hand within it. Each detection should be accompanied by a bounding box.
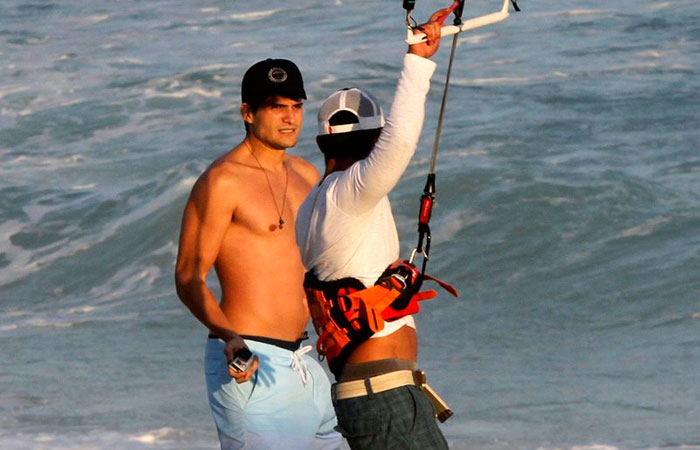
[228,347,254,372]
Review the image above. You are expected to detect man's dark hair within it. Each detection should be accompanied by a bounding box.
[316,111,382,160]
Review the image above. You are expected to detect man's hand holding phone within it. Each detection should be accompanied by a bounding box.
[224,334,260,383]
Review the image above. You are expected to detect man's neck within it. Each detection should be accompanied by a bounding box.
[244,137,286,168]
[324,157,357,177]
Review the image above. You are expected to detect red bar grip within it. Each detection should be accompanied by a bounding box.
[436,0,461,25]
[419,196,433,224]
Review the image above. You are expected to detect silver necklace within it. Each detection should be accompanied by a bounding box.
[246,142,289,230]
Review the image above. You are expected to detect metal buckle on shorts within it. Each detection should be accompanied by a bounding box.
[412,370,454,423]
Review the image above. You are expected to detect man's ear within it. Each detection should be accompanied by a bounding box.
[240,103,254,126]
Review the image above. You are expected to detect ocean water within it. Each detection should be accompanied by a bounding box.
[1,0,699,449]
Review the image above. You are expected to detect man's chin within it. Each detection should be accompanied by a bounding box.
[275,137,299,150]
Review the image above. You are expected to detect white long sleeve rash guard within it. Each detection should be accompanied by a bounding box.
[296,53,436,338]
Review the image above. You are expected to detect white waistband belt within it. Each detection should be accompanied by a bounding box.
[332,370,416,400]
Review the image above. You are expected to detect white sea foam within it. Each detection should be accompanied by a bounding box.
[434,210,486,241]
[86,14,111,24]
[89,264,162,303]
[2,310,31,318]
[0,427,217,450]
[68,14,112,25]
[0,154,86,185]
[144,87,222,99]
[620,216,672,238]
[335,45,372,55]
[568,9,607,16]
[534,445,622,450]
[0,85,29,100]
[24,318,75,329]
[0,306,143,334]
[319,75,339,85]
[128,427,184,444]
[0,91,49,118]
[605,62,661,73]
[0,174,191,286]
[64,305,96,314]
[72,183,96,190]
[490,58,519,66]
[139,63,241,99]
[452,75,537,86]
[229,9,279,21]
[179,177,197,190]
[635,50,663,58]
[571,446,620,450]
[0,220,33,285]
[534,9,609,18]
[648,2,673,11]
[458,32,497,45]
[116,57,146,65]
[187,62,240,73]
[441,149,490,158]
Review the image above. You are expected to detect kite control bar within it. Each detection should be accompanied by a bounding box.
[405,0,519,45]
[406,0,519,272]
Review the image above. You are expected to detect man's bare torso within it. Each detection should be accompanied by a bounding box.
[199,146,316,341]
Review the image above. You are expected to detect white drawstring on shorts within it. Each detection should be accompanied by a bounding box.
[291,345,313,385]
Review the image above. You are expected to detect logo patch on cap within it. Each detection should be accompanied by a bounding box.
[268,67,288,83]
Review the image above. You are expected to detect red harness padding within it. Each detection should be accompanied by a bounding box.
[375,260,459,320]
[304,260,459,378]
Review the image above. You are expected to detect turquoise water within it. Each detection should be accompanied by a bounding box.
[1,0,699,448]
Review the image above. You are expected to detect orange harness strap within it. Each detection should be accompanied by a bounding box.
[305,284,418,377]
[304,261,458,378]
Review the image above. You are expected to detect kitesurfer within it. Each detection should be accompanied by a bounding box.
[296,8,451,449]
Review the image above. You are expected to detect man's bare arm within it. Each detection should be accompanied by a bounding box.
[174,163,260,382]
[175,164,238,339]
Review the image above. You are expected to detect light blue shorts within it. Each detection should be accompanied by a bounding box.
[205,337,343,450]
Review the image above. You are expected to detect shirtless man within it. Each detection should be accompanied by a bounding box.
[175,59,342,450]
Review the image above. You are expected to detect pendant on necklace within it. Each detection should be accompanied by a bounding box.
[279,218,285,229]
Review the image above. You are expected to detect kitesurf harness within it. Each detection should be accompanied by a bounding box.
[304,261,457,378]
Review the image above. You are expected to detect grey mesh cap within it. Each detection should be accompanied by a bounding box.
[317,88,385,136]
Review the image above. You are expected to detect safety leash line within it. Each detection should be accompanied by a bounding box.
[408,1,464,272]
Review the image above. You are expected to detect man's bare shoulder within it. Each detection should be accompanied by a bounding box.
[190,149,248,201]
[285,154,320,185]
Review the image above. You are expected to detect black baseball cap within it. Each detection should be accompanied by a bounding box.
[241,59,306,108]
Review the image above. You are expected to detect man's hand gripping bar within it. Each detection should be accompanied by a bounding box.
[406,0,520,45]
